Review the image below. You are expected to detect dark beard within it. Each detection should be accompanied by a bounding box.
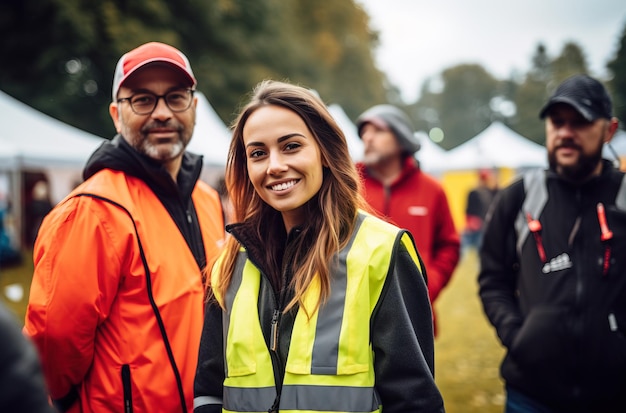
[548,141,604,183]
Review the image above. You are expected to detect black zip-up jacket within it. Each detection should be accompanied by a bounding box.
[84,134,208,268]
[194,217,445,413]
[479,160,626,412]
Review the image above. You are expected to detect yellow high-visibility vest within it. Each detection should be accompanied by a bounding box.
[212,212,421,413]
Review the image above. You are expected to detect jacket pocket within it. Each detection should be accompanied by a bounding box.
[121,364,133,413]
[509,306,566,370]
[224,320,259,377]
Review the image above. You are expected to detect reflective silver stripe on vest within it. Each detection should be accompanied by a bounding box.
[515,169,547,256]
[281,384,379,412]
[223,213,379,412]
[224,386,276,412]
[617,174,626,211]
[223,252,247,378]
[310,213,365,374]
[194,395,223,409]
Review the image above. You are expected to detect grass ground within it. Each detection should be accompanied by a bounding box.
[434,249,506,412]
[0,248,506,412]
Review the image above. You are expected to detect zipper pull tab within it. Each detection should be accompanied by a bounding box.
[526,212,547,263]
[270,309,280,352]
[597,203,613,277]
[597,203,613,241]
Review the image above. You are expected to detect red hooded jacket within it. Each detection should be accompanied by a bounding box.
[357,157,460,335]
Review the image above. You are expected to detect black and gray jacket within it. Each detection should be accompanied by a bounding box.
[479,159,626,412]
[0,301,54,413]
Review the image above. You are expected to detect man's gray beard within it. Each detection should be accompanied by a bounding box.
[362,151,392,167]
[141,140,185,162]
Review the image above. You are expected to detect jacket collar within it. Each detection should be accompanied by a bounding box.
[82,134,203,199]
[357,156,420,187]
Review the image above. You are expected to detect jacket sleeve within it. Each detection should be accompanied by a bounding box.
[371,232,445,413]
[24,196,127,404]
[194,296,224,413]
[478,181,525,348]
[427,188,461,303]
[0,301,54,413]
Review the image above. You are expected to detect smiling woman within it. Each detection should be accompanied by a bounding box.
[243,105,325,232]
[193,79,446,413]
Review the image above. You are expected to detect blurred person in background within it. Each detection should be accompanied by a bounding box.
[462,168,499,253]
[0,300,54,412]
[27,180,53,247]
[356,104,460,336]
[479,74,624,413]
[0,191,21,268]
[24,42,225,412]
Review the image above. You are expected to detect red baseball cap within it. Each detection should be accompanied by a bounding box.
[111,42,197,100]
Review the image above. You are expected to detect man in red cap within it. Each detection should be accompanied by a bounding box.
[25,42,225,412]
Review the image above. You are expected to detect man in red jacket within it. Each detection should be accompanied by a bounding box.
[356,104,460,336]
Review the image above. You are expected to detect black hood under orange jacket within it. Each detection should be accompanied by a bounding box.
[84,134,210,269]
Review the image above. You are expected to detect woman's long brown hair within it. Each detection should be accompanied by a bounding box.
[211,80,368,315]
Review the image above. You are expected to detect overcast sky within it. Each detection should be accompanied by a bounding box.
[355,0,626,102]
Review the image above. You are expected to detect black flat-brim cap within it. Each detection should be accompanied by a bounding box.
[539,74,612,121]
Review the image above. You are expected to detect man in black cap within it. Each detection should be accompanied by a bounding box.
[478,74,624,412]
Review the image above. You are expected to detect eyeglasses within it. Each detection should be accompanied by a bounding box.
[117,89,195,115]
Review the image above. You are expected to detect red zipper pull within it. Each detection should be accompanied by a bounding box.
[597,203,612,277]
[526,213,547,263]
[526,213,542,233]
[597,203,613,241]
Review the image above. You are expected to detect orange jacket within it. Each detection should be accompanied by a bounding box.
[25,169,224,412]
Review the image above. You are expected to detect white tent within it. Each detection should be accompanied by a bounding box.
[327,104,363,162]
[0,90,105,248]
[187,92,231,166]
[0,90,104,176]
[0,90,105,201]
[414,131,448,174]
[185,92,231,186]
[444,121,547,171]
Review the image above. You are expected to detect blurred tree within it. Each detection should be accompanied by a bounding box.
[407,79,443,135]
[277,1,387,120]
[0,0,114,136]
[510,42,589,144]
[398,39,608,150]
[0,0,385,138]
[549,41,590,86]
[510,44,551,144]
[608,20,626,124]
[1,1,619,156]
[436,64,498,149]
[407,66,510,150]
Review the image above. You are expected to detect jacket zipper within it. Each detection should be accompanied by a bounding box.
[597,202,613,276]
[268,296,282,413]
[270,309,281,352]
[267,231,299,413]
[572,189,584,398]
[122,364,133,413]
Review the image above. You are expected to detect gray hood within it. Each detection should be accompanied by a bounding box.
[356,104,420,154]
